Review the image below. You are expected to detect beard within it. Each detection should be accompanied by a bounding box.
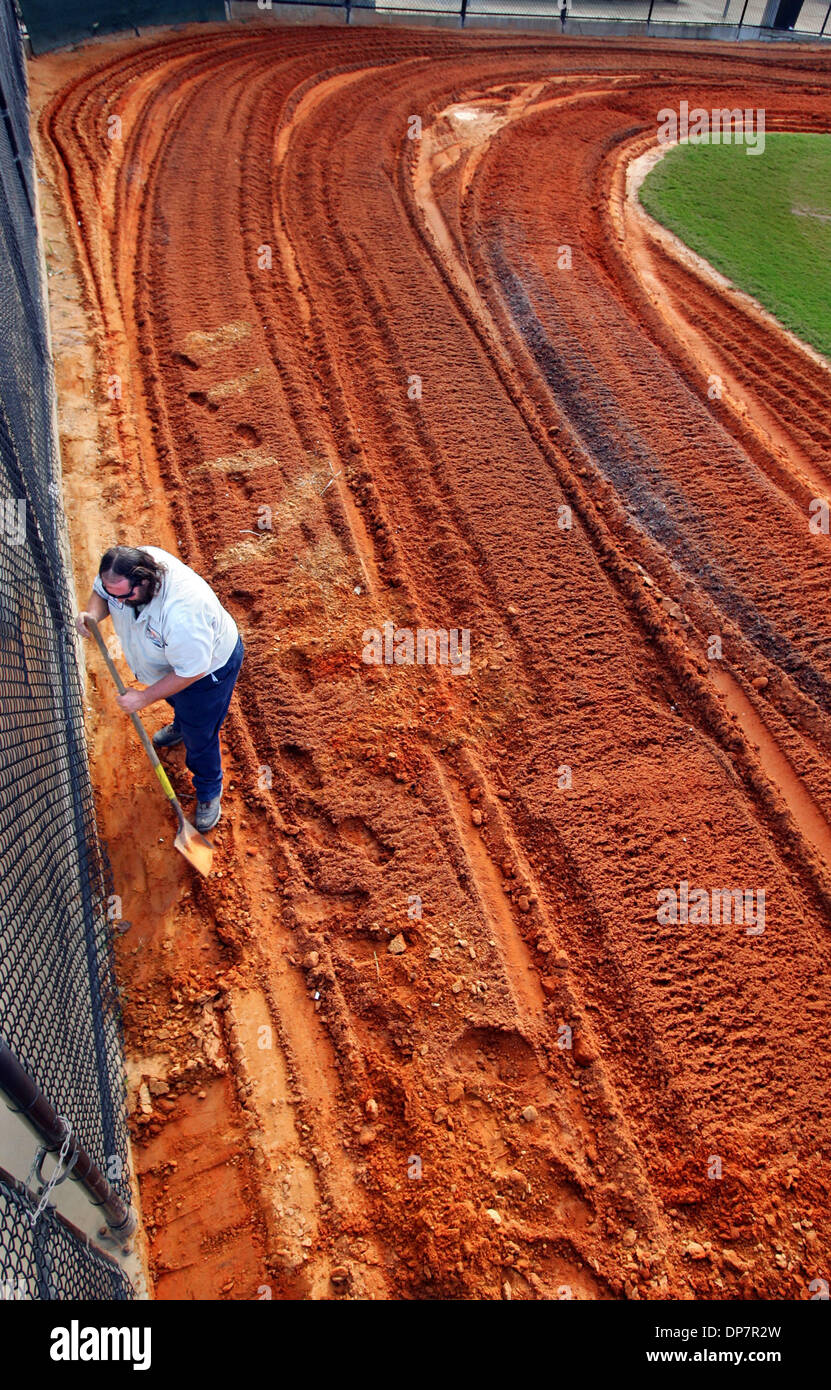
[124,583,152,608]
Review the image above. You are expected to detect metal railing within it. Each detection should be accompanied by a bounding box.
[237,0,831,37]
[0,1165,134,1301]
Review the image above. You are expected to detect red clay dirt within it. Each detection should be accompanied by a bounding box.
[29,23,831,1299]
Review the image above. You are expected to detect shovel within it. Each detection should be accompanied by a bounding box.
[87,617,214,876]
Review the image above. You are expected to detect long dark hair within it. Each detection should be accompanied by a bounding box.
[99,546,165,598]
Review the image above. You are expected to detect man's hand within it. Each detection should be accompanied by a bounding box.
[78,591,109,637]
[116,688,147,714]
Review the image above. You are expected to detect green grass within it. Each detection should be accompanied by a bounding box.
[639,133,831,359]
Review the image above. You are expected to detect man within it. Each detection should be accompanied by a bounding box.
[76,544,243,832]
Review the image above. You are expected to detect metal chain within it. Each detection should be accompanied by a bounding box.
[24,1117,72,1228]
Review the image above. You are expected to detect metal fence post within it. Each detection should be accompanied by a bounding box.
[737,0,750,30]
[0,1036,135,1243]
[647,0,655,24]
[461,0,468,27]
[821,1,831,34]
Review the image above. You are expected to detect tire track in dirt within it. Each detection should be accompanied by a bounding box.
[418,75,831,878]
[106,34,397,1298]
[36,27,831,1299]
[422,64,831,1283]
[41,27,404,1299]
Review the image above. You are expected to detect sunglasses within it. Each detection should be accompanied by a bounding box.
[101,574,140,599]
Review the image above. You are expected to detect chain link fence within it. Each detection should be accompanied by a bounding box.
[0,0,134,1297]
[0,1167,133,1300]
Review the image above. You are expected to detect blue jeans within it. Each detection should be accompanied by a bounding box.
[166,634,244,801]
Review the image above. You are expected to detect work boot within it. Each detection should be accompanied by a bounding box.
[152,723,183,749]
[195,795,222,833]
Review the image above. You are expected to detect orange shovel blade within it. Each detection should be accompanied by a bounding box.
[174,818,214,877]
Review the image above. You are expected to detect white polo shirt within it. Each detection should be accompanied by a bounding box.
[93,546,238,685]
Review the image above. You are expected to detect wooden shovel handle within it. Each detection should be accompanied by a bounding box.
[86,616,183,814]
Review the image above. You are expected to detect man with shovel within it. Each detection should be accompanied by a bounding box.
[76,544,243,832]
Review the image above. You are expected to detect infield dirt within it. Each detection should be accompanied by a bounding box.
[29,23,831,1299]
